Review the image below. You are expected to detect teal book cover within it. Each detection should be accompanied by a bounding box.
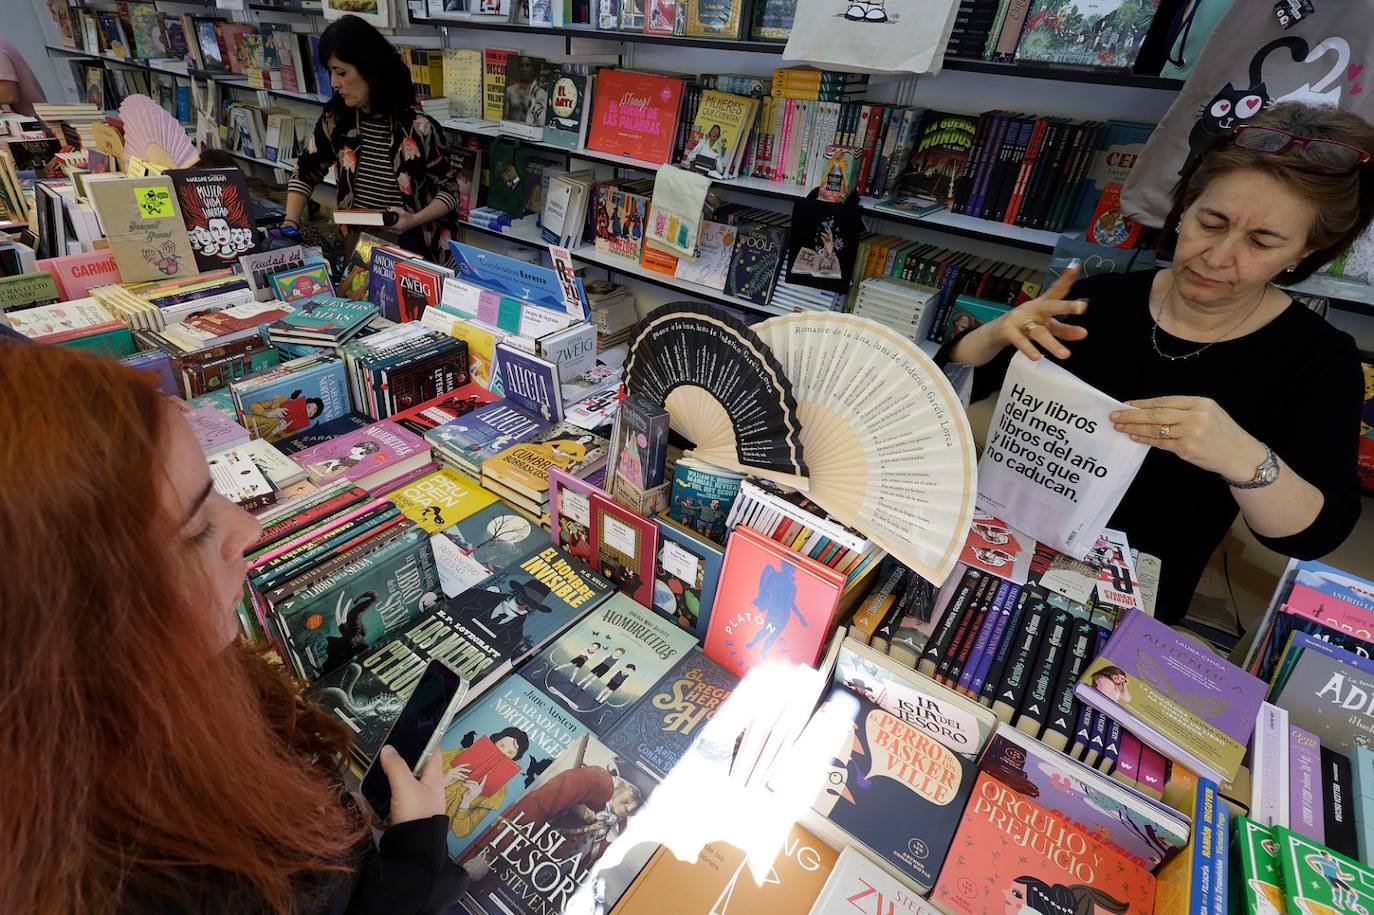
[273,525,443,681]
[724,221,786,306]
[234,358,352,443]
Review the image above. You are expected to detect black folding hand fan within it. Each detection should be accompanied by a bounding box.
[624,302,809,488]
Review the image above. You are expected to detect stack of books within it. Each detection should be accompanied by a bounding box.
[424,399,550,479]
[480,422,610,519]
[851,276,940,343]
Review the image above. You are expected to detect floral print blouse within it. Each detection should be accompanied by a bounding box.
[289,101,459,265]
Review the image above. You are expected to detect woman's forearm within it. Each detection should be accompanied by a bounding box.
[1232,456,1325,539]
[285,190,310,226]
[410,197,453,228]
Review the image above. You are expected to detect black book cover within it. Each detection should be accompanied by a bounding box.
[987,116,1032,222]
[1042,616,1096,748]
[1027,121,1078,230]
[1015,119,1064,228]
[918,566,984,675]
[933,572,994,682]
[1322,746,1361,859]
[978,586,1032,706]
[1012,606,1072,736]
[1041,122,1088,232]
[168,166,261,271]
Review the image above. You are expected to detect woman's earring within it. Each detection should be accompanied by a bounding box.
[1284,264,1297,274]
[1173,225,1180,234]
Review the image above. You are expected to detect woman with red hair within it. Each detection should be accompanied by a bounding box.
[0,343,466,914]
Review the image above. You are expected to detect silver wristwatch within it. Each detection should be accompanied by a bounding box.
[1227,444,1280,490]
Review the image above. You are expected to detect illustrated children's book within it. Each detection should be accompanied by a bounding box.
[424,400,550,477]
[668,456,744,543]
[168,167,260,271]
[521,592,697,734]
[232,356,352,443]
[932,770,1157,914]
[607,392,669,492]
[592,183,650,264]
[703,525,847,677]
[437,674,589,860]
[603,647,739,780]
[289,420,430,492]
[548,467,601,567]
[1273,825,1374,914]
[88,176,198,283]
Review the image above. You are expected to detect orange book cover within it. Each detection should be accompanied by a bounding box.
[931,771,1156,915]
[586,69,685,165]
[610,822,837,915]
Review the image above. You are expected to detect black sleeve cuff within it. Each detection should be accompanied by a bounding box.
[350,816,469,915]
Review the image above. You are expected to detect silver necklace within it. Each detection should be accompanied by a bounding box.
[1150,276,1267,362]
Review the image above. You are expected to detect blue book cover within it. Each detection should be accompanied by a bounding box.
[495,342,563,423]
[652,516,724,640]
[424,400,550,470]
[603,648,738,780]
[1292,559,1374,611]
[308,35,331,99]
[449,240,590,320]
[435,500,546,586]
[368,248,408,323]
[234,358,352,443]
[1068,120,1154,231]
[806,685,975,893]
[437,674,589,860]
[522,593,698,735]
[667,458,743,543]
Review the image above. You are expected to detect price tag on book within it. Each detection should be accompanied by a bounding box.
[548,245,591,321]
[1273,0,1315,29]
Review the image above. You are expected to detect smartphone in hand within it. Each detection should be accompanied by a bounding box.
[360,659,468,824]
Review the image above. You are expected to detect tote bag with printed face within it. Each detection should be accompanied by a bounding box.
[782,0,962,75]
[1122,12,1374,227]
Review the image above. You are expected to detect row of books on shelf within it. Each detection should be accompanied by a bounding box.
[80,64,191,126]
[414,0,791,42]
[221,102,310,169]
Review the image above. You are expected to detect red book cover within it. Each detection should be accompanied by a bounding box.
[449,735,521,796]
[388,383,500,436]
[392,260,444,324]
[932,772,1156,915]
[589,491,658,608]
[585,69,685,165]
[37,250,121,300]
[702,525,846,677]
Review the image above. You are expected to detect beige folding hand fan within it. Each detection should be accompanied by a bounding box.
[753,312,977,584]
[624,302,810,490]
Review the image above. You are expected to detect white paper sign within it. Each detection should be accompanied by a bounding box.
[440,276,483,318]
[659,540,701,583]
[562,488,591,527]
[976,353,1149,560]
[601,514,639,555]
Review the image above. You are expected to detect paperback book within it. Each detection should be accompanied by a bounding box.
[430,499,547,598]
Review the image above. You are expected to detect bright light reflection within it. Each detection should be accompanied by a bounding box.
[563,661,861,914]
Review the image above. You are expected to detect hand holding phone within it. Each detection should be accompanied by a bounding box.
[375,745,446,825]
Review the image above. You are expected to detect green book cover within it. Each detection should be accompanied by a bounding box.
[1013,0,1160,71]
[0,272,60,312]
[272,525,443,681]
[1274,825,1374,914]
[1236,817,1286,915]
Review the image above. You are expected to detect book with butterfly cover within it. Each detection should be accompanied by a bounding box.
[1075,607,1265,786]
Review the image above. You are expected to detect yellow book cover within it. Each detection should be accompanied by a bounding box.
[387,466,497,533]
[482,422,609,503]
[443,48,483,118]
[483,48,516,123]
[683,90,754,179]
[444,318,500,387]
[683,0,742,39]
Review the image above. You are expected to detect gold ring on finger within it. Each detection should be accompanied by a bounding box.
[1160,424,1171,439]
[1021,319,1040,334]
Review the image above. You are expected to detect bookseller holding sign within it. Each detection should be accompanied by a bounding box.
[0,346,468,914]
[285,15,460,265]
[942,102,1371,623]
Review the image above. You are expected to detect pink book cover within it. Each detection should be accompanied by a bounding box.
[185,404,251,453]
[1283,582,1374,637]
[289,420,427,487]
[38,250,121,300]
[1113,730,1142,783]
[1135,742,1167,796]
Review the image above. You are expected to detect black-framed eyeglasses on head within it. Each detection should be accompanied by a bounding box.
[1233,124,1372,174]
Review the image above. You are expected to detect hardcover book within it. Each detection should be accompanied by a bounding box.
[387,466,498,533]
[483,423,611,505]
[612,822,838,915]
[393,258,447,324]
[275,413,373,456]
[521,592,697,734]
[704,525,847,677]
[88,177,198,283]
[603,647,739,780]
[652,514,724,639]
[1276,645,1374,755]
[271,525,443,681]
[1273,825,1374,913]
[1014,0,1161,71]
[804,685,976,893]
[724,221,787,306]
[809,845,942,915]
[269,263,334,302]
[932,771,1157,914]
[495,342,564,423]
[585,69,685,165]
[549,467,602,568]
[367,246,413,323]
[607,393,670,492]
[1075,607,1265,785]
[590,491,658,607]
[667,457,744,544]
[458,733,660,915]
[389,384,501,437]
[37,250,120,302]
[289,420,430,490]
[233,357,352,443]
[887,113,978,209]
[424,400,550,474]
[437,674,589,860]
[1237,818,1286,915]
[431,500,546,598]
[168,167,260,271]
[977,723,1189,869]
[542,72,591,150]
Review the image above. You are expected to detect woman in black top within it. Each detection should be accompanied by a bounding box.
[286,16,459,265]
[942,102,1373,622]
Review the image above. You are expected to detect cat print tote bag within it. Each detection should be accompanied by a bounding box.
[783,0,962,74]
[1122,7,1374,226]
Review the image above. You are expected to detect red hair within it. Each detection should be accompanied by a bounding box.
[0,345,365,913]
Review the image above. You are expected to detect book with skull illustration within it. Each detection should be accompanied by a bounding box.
[1075,607,1265,786]
[88,176,198,283]
[168,167,261,272]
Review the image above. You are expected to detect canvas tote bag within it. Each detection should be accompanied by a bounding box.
[1122,8,1374,226]
[783,0,962,75]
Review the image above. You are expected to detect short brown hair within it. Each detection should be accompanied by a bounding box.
[1161,102,1374,282]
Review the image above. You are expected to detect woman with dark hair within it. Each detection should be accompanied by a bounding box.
[942,102,1373,623]
[443,726,532,845]
[286,14,459,264]
[0,345,466,914]
[1003,876,1129,915]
